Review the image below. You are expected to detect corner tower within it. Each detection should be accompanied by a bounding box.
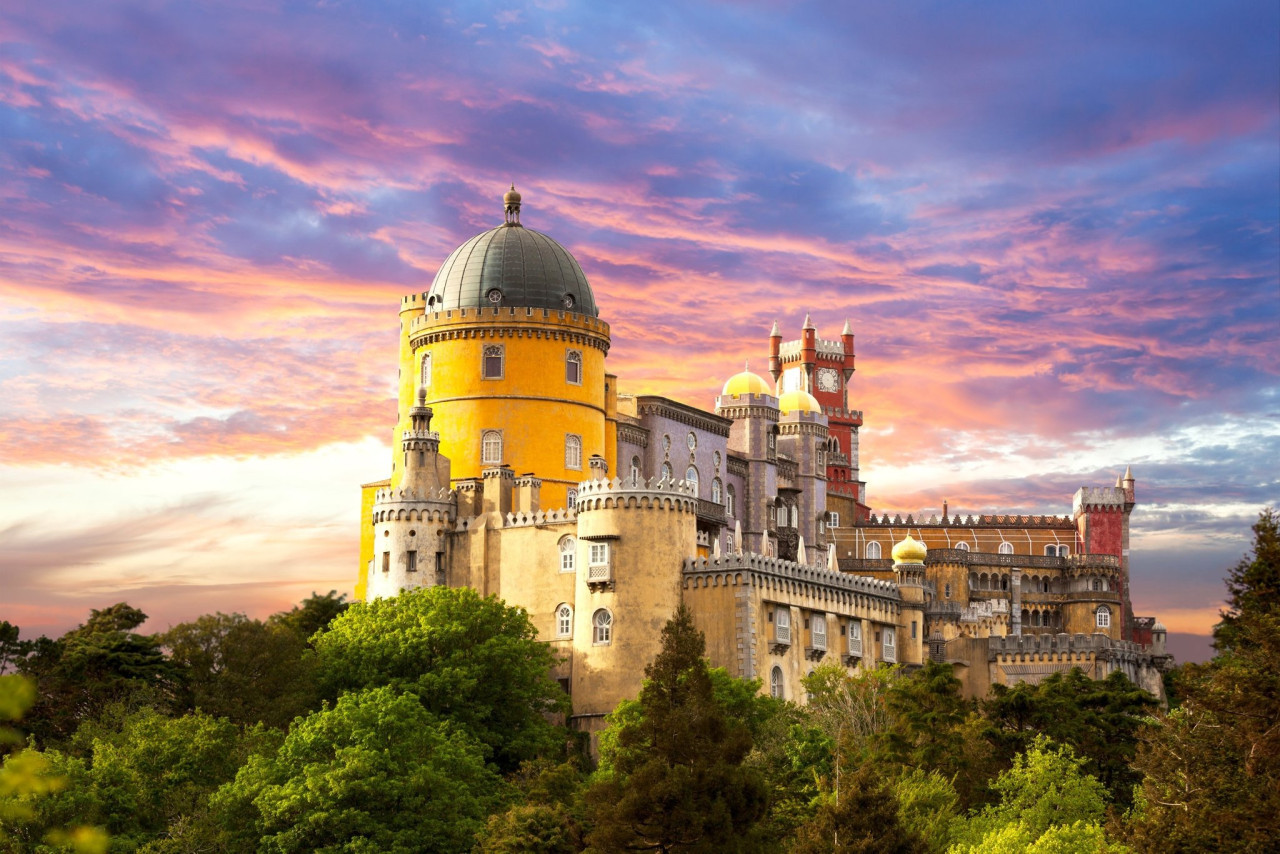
[402,189,611,511]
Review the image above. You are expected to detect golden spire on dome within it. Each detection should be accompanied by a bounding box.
[503,183,522,226]
[891,534,927,564]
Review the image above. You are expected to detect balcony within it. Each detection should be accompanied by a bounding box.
[586,563,613,592]
[696,498,727,525]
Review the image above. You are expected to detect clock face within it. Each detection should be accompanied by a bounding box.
[817,368,842,393]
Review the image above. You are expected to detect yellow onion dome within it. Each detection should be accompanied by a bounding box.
[722,369,772,397]
[891,535,928,564]
[777,389,823,415]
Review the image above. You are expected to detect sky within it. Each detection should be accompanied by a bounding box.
[0,1,1276,662]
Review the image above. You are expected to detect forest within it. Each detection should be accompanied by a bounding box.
[0,507,1276,853]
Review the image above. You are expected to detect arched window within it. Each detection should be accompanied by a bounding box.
[1096,606,1111,629]
[593,609,613,645]
[956,541,970,552]
[565,434,582,470]
[712,477,723,504]
[559,537,576,573]
[661,462,673,481]
[482,344,504,380]
[630,456,642,484]
[481,431,502,464]
[998,541,1014,554]
[944,583,952,599]
[790,505,798,527]
[725,485,735,518]
[555,604,573,638]
[770,666,784,699]
[565,349,582,385]
[812,615,827,650]
[1058,545,1070,557]
[686,466,699,495]
[1031,611,1041,627]
[1044,544,1058,556]
[1091,578,1101,592]
[777,505,788,527]
[866,541,882,559]
[420,352,431,387]
[567,488,578,507]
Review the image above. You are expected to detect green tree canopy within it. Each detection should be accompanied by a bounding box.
[585,604,769,853]
[787,765,923,854]
[210,686,501,854]
[163,612,320,728]
[313,587,568,771]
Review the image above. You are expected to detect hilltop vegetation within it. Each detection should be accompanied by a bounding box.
[1,508,1276,853]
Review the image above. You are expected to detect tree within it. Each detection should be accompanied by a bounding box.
[163,612,320,728]
[270,590,350,642]
[982,668,1155,807]
[209,686,501,854]
[19,604,182,745]
[0,623,27,676]
[0,674,107,853]
[313,587,568,771]
[950,736,1112,852]
[787,765,923,854]
[475,760,587,854]
[584,604,769,853]
[1123,508,1280,852]
[1216,507,1280,651]
[892,769,961,854]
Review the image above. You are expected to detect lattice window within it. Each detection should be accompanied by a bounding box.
[565,434,582,470]
[559,537,575,573]
[770,666,784,699]
[1096,606,1111,629]
[812,615,827,650]
[775,608,791,643]
[481,431,502,464]
[556,604,573,638]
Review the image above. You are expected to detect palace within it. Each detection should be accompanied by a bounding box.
[357,188,1172,740]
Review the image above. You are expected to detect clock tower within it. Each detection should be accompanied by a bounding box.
[768,317,867,518]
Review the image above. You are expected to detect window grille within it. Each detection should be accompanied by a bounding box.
[770,666,784,699]
[812,615,827,650]
[775,608,791,643]
[482,344,504,379]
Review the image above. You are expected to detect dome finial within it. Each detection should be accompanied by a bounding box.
[503,184,522,226]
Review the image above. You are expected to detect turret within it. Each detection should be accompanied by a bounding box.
[801,314,817,392]
[768,320,782,384]
[841,317,856,394]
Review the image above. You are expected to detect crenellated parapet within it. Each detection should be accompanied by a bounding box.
[1073,486,1128,515]
[683,553,899,602]
[371,486,456,524]
[408,305,612,353]
[575,475,699,513]
[503,507,576,528]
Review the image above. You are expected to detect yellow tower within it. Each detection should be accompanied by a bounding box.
[401,187,610,496]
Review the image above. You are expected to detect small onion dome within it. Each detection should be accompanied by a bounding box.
[1152,619,1167,633]
[777,389,823,415]
[722,369,772,397]
[503,183,522,206]
[892,535,927,564]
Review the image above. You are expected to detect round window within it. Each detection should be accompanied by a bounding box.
[687,432,697,450]
[486,288,503,304]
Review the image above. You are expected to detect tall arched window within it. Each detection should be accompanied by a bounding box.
[630,456,642,484]
[559,537,576,573]
[712,477,723,504]
[1096,606,1111,629]
[482,344,504,379]
[420,352,431,387]
[725,484,735,518]
[481,431,502,464]
[1044,544,1058,556]
[565,434,582,470]
[686,466,699,495]
[555,604,573,638]
[565,349,582,385]
[661,462,673,481]
[998,541,1014,554]
[866,541,882,559]
[1057,545,1070,557]
[777,505,788,527]
[770,666,784,699]
[592,609,613,645]
[789,505,798,527]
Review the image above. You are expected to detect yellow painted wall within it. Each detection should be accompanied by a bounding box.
[408,308,610,511]
[356,479,389,600]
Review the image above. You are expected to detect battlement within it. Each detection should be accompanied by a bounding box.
[683,553,900,601]
[860,512,1074,528]
[575,475,699,512]
[373,486,454,504]
[1073,486,1128,516]
[401,429,440,443]
[504,507,576,528]
[408,304,611,344]
[987,632,1148,657]
[779,338,846,360]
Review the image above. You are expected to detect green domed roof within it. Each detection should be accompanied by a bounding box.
[424,189,598,316]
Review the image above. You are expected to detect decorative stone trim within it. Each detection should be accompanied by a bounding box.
[617,422,650,448]
[635,395,733,437]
